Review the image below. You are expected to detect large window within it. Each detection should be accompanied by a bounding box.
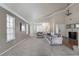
[36,24,43,32]
[7,14,15,42]
[35,23,50,33]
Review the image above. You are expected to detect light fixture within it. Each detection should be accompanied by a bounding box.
[65,9,72,16]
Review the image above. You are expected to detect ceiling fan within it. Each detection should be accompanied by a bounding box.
[65,3,72,16]
[65,9,72,16]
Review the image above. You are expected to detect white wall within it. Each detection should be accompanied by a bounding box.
[49,12,65,36]
[65,4,79,24]
[64,4,79,48]
[30,4,79,37]
[65,4,79,37]
[29,12,66,36]
[0,7,28,54]
[29,23,35,36]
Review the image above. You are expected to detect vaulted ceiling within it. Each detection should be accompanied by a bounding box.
[4,3,68,22]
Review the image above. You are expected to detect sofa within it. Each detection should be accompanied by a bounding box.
[36,32,44,38]
[51,36,63,45]
[46,34,63,45]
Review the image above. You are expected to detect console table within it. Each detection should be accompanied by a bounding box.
[63,39,78,50]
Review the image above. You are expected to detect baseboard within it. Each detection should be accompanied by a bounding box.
[0,39,26,56]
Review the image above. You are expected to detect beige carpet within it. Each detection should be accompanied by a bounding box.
[2,37,79,56]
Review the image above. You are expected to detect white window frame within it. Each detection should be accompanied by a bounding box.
[6,14,15,42]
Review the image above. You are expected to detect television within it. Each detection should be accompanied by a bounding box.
[69,32,77,40]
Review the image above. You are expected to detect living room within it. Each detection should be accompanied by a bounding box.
[31,3,79,50]
[0,3,79,56]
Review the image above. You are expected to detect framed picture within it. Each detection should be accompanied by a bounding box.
[66,25,71,29]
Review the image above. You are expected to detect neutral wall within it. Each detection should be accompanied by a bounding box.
[0,7,28,54]
[65,4,79,37]
[49,12,66,36]
[65,4,79,24]
[64,4,79,48]
[25,4,79,37]
[29,12,66,36]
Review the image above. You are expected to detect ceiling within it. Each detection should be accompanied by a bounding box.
[4,3,68,22]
